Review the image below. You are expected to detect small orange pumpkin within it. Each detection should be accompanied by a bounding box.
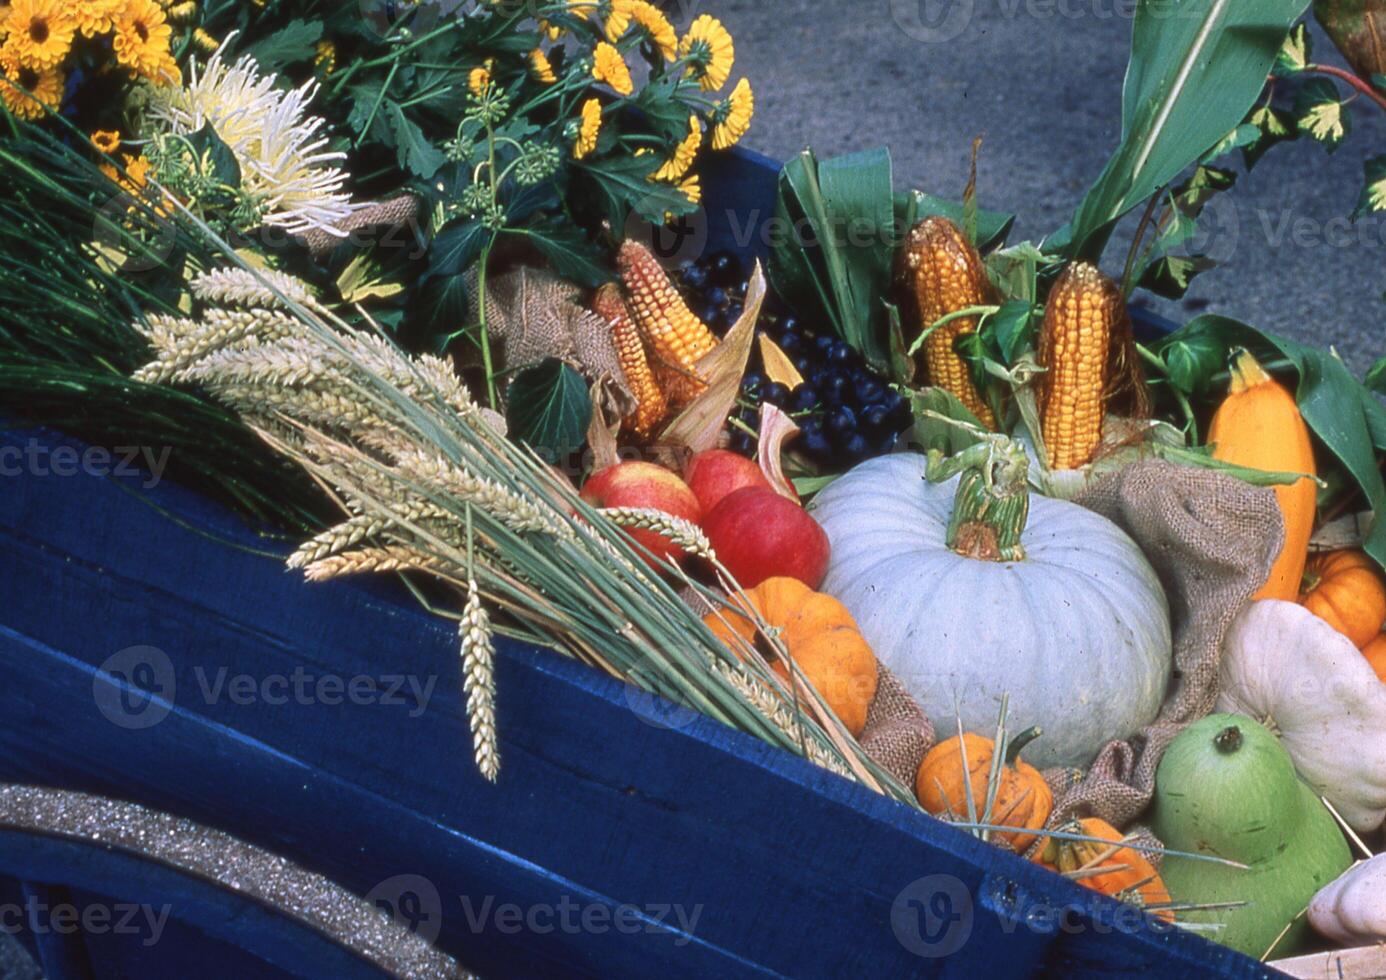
[703,577,879,736]
[1035,817,1174,922]
[916,728,1053,854]
[1300,550,1386,649]
[1364,633,1386,683]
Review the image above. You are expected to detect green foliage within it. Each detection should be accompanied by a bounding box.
[1056,0,1309,259]
[505,359,592,459]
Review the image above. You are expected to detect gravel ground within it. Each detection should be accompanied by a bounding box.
[699,0,1384,375]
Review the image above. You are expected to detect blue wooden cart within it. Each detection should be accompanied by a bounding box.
[0,149,1273,978]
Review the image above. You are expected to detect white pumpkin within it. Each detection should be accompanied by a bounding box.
[1217,599,1386,833]
[810,449,1173,769]
[1309,856,1386,947]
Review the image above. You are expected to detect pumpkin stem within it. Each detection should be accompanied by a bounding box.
[1227,348,1272,395]
[1214,724,1243,755]
[926,437,1031,562]
[1004,726,1042,766]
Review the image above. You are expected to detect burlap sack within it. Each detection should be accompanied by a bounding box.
[297,195,423,259]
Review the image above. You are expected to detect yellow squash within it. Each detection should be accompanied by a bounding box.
[1208,349,1317,601]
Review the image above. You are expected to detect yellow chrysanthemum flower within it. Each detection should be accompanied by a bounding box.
[0,52,61,117]
[592,40,631,96]
[653,114,700,182]
[314,39,335,74]
[574,97,601,159]
[468,60,492,97]
[529,47,555,84]
[679,14,733,92]
[112,0,174,81]
[5,0,74,70]
[68,0,118,38]
[602,0,633,41]
[90,127,120,153]
[629,0,676,61]
[678,173,700,205]
[711,77,753,150]
[568,0,597,19]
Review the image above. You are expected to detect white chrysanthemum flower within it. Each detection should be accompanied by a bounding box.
[148,37,360,237]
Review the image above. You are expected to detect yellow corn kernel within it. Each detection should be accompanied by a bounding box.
[617,240,717,405]
[1038,262,1119,471]
[901,217,996,429]
[594,283,667,438]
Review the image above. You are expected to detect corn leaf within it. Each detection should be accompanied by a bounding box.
[1057,0,1309,259]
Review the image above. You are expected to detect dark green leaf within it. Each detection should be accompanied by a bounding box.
[1063,0,1308,258]
[908,191,1015,251]
[1295,77,1352,151]
[506,359,592,458]
[989,300,1037,364]
[1273,21,1311,75]
[186,123,241,187]
[386,103,446,179]
[1243,104,1298,169]
[1367,355,1386,394]
[243,19,323,69]
[1352,154,1386,219]
[514,221,608,287]
[1154,324,1226,393]
[427,219,487,278]
[575,155,690,227]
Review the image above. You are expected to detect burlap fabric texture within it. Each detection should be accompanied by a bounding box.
[849,458,1284,830]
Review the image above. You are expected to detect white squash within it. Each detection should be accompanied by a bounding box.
[810,442,1173,769]
[1218,599,1386,833]
[1309,856,1386,946]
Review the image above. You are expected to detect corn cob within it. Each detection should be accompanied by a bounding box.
[900,217,996,429]
[1037,262,1122,471]
[617,240,717,405]
[594,283,668,438]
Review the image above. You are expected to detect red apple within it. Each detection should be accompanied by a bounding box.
[683,449,774,513]
[581,462,702,568]
[703,487,830,590]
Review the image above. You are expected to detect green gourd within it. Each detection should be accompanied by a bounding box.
[1149,714,1351,959]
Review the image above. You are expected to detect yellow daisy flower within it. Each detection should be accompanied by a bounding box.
[0,52,61,117]
[90,127,121,153]
[5,0,74,70]
[313,39,336,74]
[529,47,555,84]
[468,60,492,97]
[568,0,597,19]
[711,77,753,150]
[69,0,118,38]
[679,14,733,92]
[574,97,602,159]
[678,173,700,205]
[653,114,700,181]
[112,0,173,80]
[592,40,631,96]
[629,0,676,61]
[603,0,634,41]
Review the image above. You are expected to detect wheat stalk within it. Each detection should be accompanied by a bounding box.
[460,577,500,782]
[596,507,715,559]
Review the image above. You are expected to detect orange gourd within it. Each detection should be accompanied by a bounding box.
[703,577,879,736]
[916,728,1053,854]
[1208,349,1317,602]
[1036,817,1175,922]
[1364,634,1386,683]
[1300,550,1386,649]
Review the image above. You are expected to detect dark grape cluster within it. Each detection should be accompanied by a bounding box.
[676,250,912,470]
